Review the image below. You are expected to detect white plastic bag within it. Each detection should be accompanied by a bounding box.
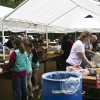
[92,52,100,67]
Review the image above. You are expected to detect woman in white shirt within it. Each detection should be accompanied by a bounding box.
[66,31,94,70]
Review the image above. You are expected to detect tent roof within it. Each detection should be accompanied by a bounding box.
[0,5,45,32]
[0,5,13,17]
[72,17,100,28]
[89,0,100,6]
[50,2,100,29]
[0,5,14,31]
[6,0,100,27]
[70,17,100,32]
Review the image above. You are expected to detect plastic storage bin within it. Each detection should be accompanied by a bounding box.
[42,71,82,100]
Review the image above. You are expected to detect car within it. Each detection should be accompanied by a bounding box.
[0,36,9,43]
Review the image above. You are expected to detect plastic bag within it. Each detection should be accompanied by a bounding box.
[42,71,82,94]
[66,66,89,78]
[92,52,100,67]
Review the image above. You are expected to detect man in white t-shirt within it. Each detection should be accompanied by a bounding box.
[81,35,97,68]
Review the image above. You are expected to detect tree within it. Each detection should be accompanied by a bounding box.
[0,0,24,8]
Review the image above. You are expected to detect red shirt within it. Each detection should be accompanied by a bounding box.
[69,39,73,45]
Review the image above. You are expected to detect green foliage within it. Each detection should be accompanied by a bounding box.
[0,0,24,8]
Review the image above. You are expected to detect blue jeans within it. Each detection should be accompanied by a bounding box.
[80,61,87,69]
[12,76,27,100]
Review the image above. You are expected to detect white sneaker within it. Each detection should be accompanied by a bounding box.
[32,85,39,91]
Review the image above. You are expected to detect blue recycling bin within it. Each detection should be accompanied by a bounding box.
[41,71,82,100]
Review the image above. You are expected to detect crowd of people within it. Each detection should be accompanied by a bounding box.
[59,31,99,70]
[66,31,94,69]
[3,34,40,100]
[0,31,99,100]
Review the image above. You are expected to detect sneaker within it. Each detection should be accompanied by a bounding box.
[32,85,39,91]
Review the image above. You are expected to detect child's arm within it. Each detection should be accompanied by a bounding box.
[8,52,16,68]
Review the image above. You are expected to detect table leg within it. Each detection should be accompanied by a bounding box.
[44,61,46,73]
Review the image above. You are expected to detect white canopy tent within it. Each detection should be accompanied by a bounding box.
[3,0,100,34]
[5,0,100,26]
[89,0,100,6]
[70,16,100,33]
[4,20,65,33]
[0,5,14,31]
[1,0,100,53]
[50,6,100,32]
[0,5,13,18]
[0,5,36,32]
[0,5,53,33]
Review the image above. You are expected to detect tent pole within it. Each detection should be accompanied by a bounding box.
[48,6,78,25]
[3,0,29,21]
[25,30,27,38]
[2,20,5,60]
[46,26,48,50]
[45,7,79,50]
[1,0,29,60]
[75,31,77,41]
